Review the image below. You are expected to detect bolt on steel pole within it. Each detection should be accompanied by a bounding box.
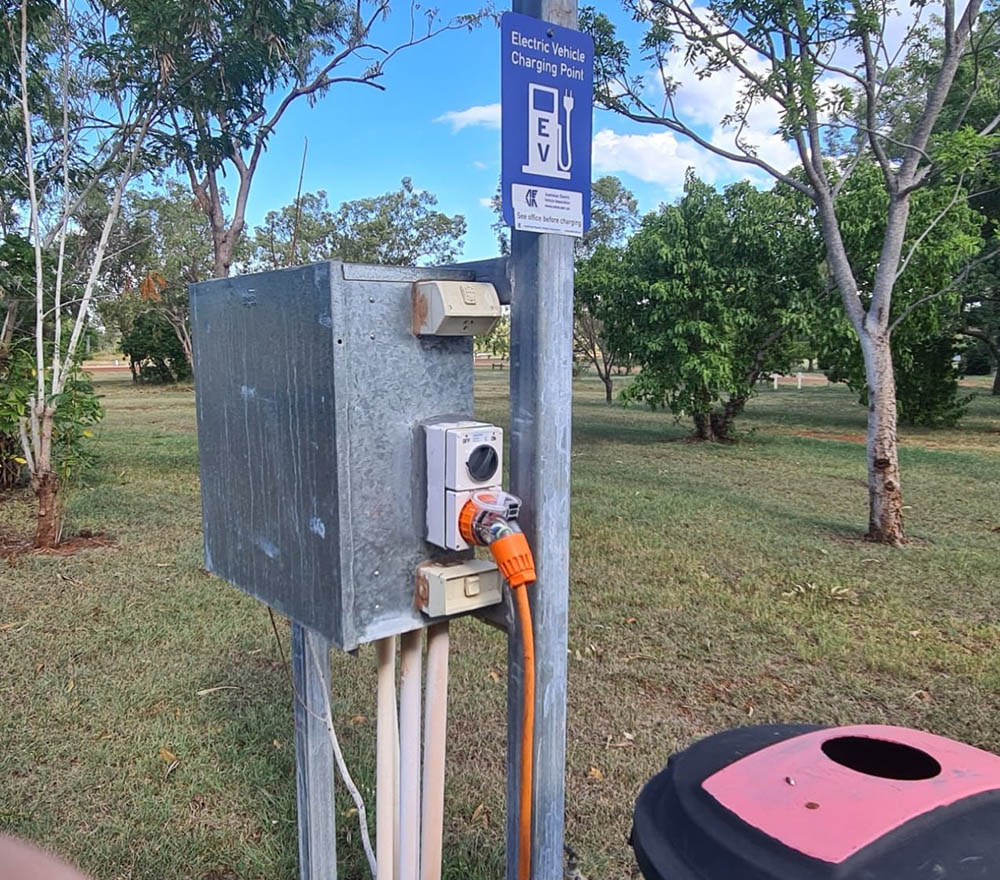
[507,3,577,879]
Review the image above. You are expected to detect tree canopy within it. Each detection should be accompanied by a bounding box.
[595,173,819,440]
[250,178,466,269]
[585,0,993,543]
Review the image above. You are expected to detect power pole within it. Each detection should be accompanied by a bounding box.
[507,2,577,878]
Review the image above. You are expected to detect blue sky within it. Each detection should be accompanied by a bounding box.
[243,3,798,260]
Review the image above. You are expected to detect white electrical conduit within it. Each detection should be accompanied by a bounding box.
[420,622,450,880]
[307,640,377,876]
[376,636,398,880]
[398,629,423,880]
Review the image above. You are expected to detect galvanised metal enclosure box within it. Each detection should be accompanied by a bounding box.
[190,261,483,650]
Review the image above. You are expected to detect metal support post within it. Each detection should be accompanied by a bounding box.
[292,621,338,880]
[506,0,577,857]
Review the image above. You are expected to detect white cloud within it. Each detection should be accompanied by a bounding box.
[653,47,801,179]
[434,104,501,132]
[478,197,493,208]
[473,160,489,170]
[592,128,726,193]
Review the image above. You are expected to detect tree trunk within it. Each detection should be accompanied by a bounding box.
[213,246,231,279]
[861,331,904,545]
[692,413,715,441]
[603,373,613,403]
[710,394,748,442]
[993,366,1000,396]
[33,469,63,548]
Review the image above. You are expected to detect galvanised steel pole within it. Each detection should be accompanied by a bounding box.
[292,621,337,879]
[507,2,577,878]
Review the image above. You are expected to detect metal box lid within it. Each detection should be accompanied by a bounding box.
[190,261,481,650]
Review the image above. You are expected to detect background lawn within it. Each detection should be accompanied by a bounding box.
[1,370,999,879]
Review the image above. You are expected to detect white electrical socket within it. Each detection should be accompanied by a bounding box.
[417,558,503,617]
[425,420,503,550]
[412,281,502,336]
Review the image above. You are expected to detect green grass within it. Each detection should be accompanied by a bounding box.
[2,370,999,879]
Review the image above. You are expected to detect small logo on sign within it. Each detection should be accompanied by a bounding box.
[525,188,538,207]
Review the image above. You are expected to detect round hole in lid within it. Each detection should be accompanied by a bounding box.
[821,736,941,780]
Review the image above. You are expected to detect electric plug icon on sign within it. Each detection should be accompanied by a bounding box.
[522,83,574,180]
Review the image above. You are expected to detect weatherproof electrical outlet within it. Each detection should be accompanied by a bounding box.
[417,558,503,617]
[425,420,503,551]
[412,280,502,336]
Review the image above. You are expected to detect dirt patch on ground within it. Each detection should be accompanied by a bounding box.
[1,530,116,560]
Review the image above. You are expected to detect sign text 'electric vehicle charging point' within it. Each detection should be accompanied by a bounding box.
[501,11,593,237]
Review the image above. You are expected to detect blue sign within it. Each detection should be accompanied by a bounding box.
[501,12,593,237]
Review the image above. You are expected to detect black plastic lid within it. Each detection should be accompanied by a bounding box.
[632,724,1000,880]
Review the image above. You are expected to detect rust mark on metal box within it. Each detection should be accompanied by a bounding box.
[411,285,429,336]
[415,570,430,610]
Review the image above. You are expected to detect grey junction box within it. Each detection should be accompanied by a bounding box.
[190,261,488,651]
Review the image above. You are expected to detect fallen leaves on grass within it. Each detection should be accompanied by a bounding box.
[159,747,179,779]
[587,766,604,780]
[470,803,489,827]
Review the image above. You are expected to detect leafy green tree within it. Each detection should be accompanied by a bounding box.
[0,0,58,235]
[600,174,819,440]
[961,286,1000,391]
[7,0,171,546]
[945,13,1000,395]
[250,179,466,269]
[579,175,640,257]
[1,234,37,488]
[575,245,629,402]
[573,176,640,401]
[250,191,337,269]
[477,314,510,361]
[110,0,486,277]
[120,310,191,384]
[586,0,993,543]
[98,181,213,365]
[817,163,984,425]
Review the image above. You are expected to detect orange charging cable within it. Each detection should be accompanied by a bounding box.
[512,581,534,880]
[491,531,537,880]
[460,504,537,880]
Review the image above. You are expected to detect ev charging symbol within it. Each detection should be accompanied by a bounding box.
[522,83,573,180]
